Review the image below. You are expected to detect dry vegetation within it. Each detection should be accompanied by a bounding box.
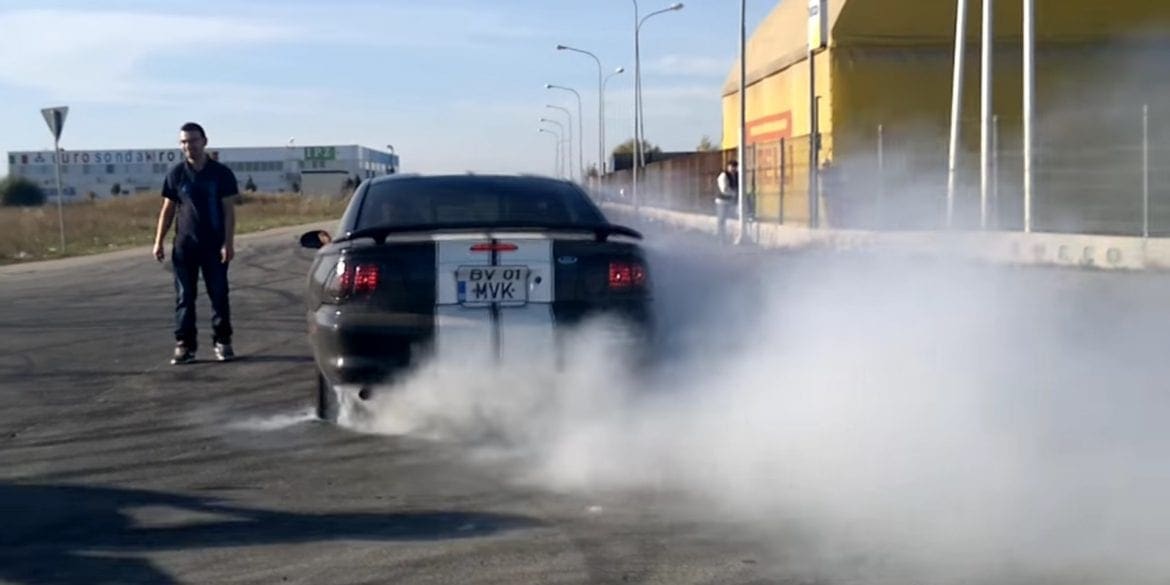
[0,193,350,265]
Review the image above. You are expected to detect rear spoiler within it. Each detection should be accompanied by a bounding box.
[338,222,643,244]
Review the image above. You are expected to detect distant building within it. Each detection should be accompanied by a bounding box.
[6,144,399,201]
[723,0,1170,232]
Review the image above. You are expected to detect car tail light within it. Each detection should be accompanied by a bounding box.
[470,242,519,253]
[608,260,647,290]
[327,260,380,301]
[351,264,379,295]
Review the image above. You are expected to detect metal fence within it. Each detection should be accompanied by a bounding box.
[599,105,1170,237]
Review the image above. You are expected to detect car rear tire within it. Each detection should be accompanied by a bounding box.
[315,371,339,422]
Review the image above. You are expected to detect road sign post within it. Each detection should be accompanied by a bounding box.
[808,0,827,229]
[41,106,68,254]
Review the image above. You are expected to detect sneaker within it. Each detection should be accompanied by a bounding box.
[171,344,196,365]
[214,342,235,362]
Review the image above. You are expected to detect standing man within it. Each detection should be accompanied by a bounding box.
[152,122,239,364]
[715,159,739,243]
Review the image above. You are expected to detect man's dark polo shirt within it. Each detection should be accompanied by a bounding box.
[162,159,239,252]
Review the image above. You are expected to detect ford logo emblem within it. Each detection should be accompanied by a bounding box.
[557,256,578,265]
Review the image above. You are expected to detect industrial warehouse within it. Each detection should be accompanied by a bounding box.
[6,144,399,200]
[608,0,1170,236]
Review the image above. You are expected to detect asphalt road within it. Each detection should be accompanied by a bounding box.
[0,226,783,585]
[2,223,1168,585]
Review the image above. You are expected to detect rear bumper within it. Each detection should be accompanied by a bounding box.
[309,307,433,385]
[308,299,653,385]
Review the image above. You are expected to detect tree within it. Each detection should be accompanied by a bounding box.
[0,176,46,207]
[244,176,257,192]
[110,182,122,196]
[611,138,662,157]
[696,135,718,152]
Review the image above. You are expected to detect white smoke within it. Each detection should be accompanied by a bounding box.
[345,238,1170,585]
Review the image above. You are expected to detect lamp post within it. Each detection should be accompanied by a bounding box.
[538,128,562,178]
[946,0,969,229]
[1023,0,1035,233]
[635,2,684,170]
[547,83,584,183]
[556,44,606,180]
[980,0,993,230]
[540,118,567,178]
[286,137,299,192]
[544,105,574,179]
[602,67,625,173]
[736,0,747,244]
[632,1,640,208]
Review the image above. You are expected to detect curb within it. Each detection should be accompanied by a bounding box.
[601,202,1168,272]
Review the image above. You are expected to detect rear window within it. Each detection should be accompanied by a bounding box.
[353,176,606,231]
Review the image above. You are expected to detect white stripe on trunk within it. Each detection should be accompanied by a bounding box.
[433,234,556,366]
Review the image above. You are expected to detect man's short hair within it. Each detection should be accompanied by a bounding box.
[727,160,738,167]
[180,122,207,140]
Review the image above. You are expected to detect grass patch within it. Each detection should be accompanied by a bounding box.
[0,192,350,265]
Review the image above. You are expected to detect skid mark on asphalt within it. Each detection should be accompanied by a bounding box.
[225,409,316,432]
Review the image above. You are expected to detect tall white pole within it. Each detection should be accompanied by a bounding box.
[1023,0,1035,233]
[600,83,607,175]
[555,45,606,181]
[632,1,641,210]
[576,93,585,183]
[597,67,603,179]
[634,4,684,179]
[809,61,819,228]
[878,124,885,225]
[602,68,624,174]
[541,121,566,178]
[548,106,573,180]
[947,0,969,229]
[992,114,1000,228]
[52,140,65,253]
[980,0,993,229]
[737,0,748,243]
[1143,104,1150,238]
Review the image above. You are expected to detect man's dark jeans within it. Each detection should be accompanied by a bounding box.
[172,245,232,350]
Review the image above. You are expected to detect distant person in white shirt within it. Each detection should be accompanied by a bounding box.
[715,159,738,243]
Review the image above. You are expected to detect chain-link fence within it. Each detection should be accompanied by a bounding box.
[600,105,1170,236]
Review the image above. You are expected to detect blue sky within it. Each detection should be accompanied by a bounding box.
[0,0,776,176]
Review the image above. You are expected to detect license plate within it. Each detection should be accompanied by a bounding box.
[456,266,529,307]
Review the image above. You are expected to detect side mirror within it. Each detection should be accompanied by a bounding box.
[299,230,332,249]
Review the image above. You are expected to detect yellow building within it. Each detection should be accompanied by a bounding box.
[724,0,1170,232]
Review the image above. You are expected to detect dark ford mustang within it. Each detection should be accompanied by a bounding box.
[299,174,653,421]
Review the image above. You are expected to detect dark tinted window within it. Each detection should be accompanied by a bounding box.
[353,176,606,231]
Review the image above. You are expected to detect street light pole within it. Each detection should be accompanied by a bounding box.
[980,0,994,230]
[557,44,605,181]
[545,105,574,179]
[947,0,969,229]
[636,3,685,170]
[737,0,747,244]
[540,118,567,178]
[286,137,298,191]
[1023,0,1035,233]
[547,84,584,183]
[632,0,641,209]
[538,128,562,177]
[602,67,625,173]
